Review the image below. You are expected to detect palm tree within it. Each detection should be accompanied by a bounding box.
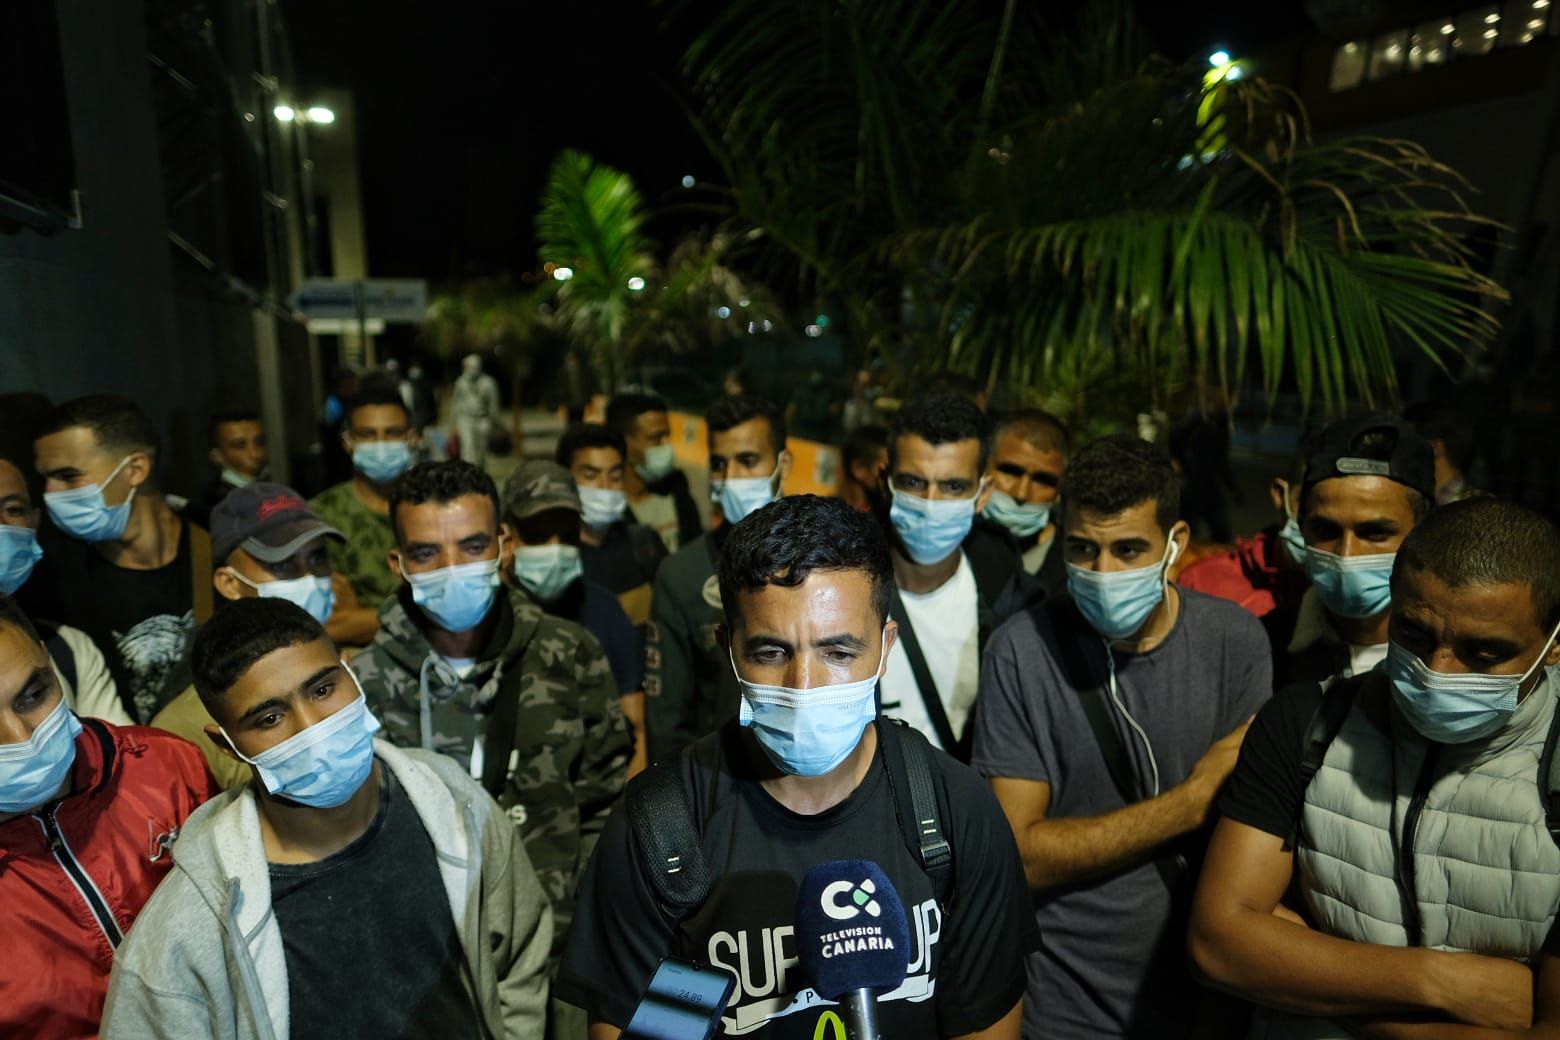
[674,0,1502,424]
[536,150,778,387]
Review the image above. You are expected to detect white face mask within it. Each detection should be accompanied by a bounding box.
[227,568,336,625]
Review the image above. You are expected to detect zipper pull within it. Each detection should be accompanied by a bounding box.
[40,810,64,853]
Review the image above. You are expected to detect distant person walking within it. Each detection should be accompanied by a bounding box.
[451,353,501,467]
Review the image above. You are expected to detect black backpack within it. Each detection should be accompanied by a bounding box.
[625,719,956,919]
[1285,673,1560,852]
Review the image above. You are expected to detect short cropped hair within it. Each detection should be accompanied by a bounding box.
[1063,433,1179,530]
[38,394,159,458]
[605,393,668,437]
[842,425,889,471]
[0,595,42,646]
[389,460,499,544]
[209,408,261,445]
[190,598,329,709]
[719,494,894,628]
[556,423,627,468]
[1395,497,1560,631]
[707,394,787,455]
[346,375,410,426]
[993,408,1071,457]
[889,393,991,473]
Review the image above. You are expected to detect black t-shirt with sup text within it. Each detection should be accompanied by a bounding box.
[555,721,1035,1038]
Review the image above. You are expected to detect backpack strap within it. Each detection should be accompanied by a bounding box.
[877,719,955,906]
[1284,675,1355,852]
[886,583,965,759]
[626,761,712,917]
[37,621,78,700]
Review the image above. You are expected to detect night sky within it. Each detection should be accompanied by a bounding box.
[283,1,1312,287]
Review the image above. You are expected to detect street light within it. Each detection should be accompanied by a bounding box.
[274,104,336,125]
[1209,50,1231,67]
[553,266,574,282]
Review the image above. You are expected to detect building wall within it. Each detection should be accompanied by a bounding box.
[0,0,252,494]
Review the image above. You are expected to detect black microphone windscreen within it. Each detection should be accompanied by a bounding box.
[793,859,911,1000]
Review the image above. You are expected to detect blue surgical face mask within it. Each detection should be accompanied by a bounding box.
[0,525,44,596]
[406,556,501,632]
[512,544,582,604]
[1387,621,1560,744]
[1304,546,1395,619]
[1067,539,1180,641]
[221,466,258,489]
[0,699,82,813]
[353,441,412,483]
[228,569,336,625]
[636,443,676,483]
[983,489,1052,539]
[222,679,381,808]
[889,487,979,565]
[733,634,885,777]
[1275,480,1305,565]
[578,486,626,528]
[1278,516,1306,566]
[713,467,782,526]
[44,455,137,543]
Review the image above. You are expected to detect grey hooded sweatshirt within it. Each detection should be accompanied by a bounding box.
[100,739,553,1040]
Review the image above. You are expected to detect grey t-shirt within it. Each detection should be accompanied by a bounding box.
[970,589,1273,1039]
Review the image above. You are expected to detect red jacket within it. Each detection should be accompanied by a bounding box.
[0,718,218,1040]
[1176,526,1307,620]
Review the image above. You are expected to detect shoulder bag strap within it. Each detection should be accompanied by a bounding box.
[886,583,962,756]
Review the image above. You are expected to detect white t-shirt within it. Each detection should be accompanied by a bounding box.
[880,553,981,750]
[1347,641,1388,676]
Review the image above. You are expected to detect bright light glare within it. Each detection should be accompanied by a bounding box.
[1485,12,1501,22]
[1225,65,1244,80]
[681,174,696,189]
[1209,50,1231,67]
[627,276,646,291]
[805,324,823,338]
[553,267,574,282]
[274,105,296,122]
[716,306,731,319]
[307,106,336,124]
[1441,22,1455,32]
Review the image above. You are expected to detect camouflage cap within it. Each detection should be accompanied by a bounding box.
[502,460,581,520]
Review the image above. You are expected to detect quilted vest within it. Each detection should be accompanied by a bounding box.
[1249,672,1560,1040]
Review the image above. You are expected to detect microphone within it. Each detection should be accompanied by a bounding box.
[794,860,911,1040]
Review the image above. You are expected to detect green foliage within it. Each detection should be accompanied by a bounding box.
[675,0,1504,425]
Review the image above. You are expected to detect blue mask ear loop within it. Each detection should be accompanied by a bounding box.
[1096,533,1180,798]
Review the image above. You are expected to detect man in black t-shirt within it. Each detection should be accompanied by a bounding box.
[102,598,552,1039]
[25,395,212,722]
[1191,498,1560,1036]
[557,495,1034,1039]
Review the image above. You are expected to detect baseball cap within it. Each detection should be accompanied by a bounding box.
[1302,412,1436,502]
[501,461,582,521]
[211,483,344,565]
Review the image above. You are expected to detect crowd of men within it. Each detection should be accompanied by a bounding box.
[5,376,1560,1040]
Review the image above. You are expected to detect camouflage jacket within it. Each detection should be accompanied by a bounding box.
[352,586,631,964]
[308,481,400,607]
